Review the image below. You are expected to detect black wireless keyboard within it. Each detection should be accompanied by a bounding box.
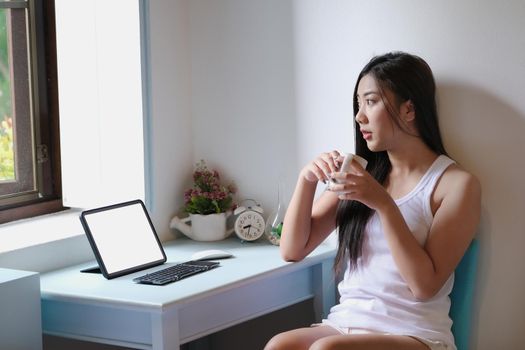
[132,260,220,285]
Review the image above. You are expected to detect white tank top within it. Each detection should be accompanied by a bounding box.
[327,155,456,348]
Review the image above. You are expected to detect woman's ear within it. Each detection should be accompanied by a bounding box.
[401,100,416,122]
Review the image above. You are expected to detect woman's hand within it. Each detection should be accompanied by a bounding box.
[329,160,394,211]
[280,150,344,261]
[300,150,343,184]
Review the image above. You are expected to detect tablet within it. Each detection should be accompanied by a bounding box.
[79,199,167,279]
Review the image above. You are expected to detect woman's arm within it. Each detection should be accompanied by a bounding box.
[331,162,481,300]
[279,151,341,261]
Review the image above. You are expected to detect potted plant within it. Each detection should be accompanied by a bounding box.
[170,160,237,241]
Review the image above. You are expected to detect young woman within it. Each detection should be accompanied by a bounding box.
[264,52,481,350]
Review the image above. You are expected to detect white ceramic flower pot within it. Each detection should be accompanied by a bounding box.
[170,212,234,241]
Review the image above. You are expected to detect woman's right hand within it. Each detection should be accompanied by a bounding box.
[281,150,342,261]
[300,150,343,184]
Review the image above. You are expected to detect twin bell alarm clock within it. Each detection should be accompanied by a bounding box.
[233,199,265,241]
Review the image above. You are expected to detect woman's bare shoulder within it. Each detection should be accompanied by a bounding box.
[432,163,481,211]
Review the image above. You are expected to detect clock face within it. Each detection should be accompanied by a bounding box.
[235,210,265,241]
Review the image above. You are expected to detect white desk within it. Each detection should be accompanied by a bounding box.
[41,237,336,350]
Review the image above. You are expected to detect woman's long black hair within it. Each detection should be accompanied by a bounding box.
[334,52,448,273]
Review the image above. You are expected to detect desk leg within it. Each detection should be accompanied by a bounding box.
[151,310,180,350]
[312,259,336,321]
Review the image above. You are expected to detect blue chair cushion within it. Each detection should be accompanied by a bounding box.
[449,239,479,350]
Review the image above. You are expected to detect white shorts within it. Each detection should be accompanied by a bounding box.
[313,319,452,350]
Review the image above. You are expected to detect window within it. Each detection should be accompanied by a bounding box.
[0,0,146,224]
[0,0,62,223]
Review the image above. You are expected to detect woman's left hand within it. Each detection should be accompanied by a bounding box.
[329,160,394,211]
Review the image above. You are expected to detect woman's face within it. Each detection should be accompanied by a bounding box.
[355,74,403,152]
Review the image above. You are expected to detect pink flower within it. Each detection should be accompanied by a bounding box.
[183,160,237,214]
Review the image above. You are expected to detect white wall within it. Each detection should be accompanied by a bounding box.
[146,0,194,240]
[184,0,525,349]
[56,0,145,209]
[189,0,298,211]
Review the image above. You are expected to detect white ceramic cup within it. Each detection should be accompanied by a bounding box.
[338,153,368,172]
[328,153,368,188]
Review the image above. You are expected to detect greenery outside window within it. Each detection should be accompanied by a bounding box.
[0,0,62,223]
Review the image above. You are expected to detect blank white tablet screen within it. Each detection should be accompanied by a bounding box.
[83,202,164,274]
